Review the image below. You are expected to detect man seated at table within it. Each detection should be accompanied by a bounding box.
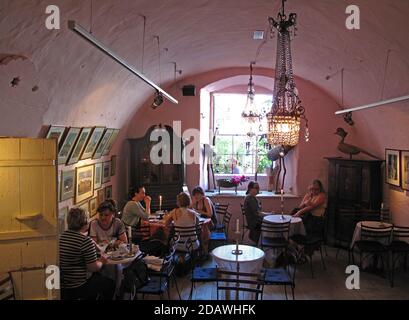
[244,181,264,244]
[121,185,151,230]
[59,208,115,300]
[89,200,127,248]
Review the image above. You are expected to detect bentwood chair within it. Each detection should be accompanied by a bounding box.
[388,225,409,287]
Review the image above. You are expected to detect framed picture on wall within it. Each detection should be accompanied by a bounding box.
[60,170,75,201]
[103,129,120,156]
[81,127,105,160]
[66,127,93,165]
[385,149,400,187]
[93,128,114,159]
[94,162,103,190]
[58,127,81,165]
[75,164,94,204]
[102,161,111,183]
[105,185,113,200]
[110,155,117,176]
[89,197,98,217]
[45,125,66,150]
[78,201,90,215]
[400,150,409,191]
[58,206,69,233]
[97,188,105,205]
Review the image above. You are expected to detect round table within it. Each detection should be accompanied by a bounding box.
[350,221,393,249]
[263,214,306,237]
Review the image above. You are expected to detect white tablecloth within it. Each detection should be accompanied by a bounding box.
[262,214,306,238]
[350,221,393,249]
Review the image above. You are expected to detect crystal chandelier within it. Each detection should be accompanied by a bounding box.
[266,0,309,147]
[242,62,261,138]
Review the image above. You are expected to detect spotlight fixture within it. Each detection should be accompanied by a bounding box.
[152,91,164,109]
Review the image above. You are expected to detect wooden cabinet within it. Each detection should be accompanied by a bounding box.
[128,125,185,211]
[326,158,383,247]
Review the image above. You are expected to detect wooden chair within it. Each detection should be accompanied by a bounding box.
[0,273,15,300]
[216,269,265,300]
[131,223,151,244]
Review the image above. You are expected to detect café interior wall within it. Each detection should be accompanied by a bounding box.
[121,67,358,205]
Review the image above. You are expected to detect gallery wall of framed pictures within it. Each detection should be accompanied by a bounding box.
[45,125,120,216]
[385,148,409,191]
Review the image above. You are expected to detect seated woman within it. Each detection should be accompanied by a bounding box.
[244,181,264,244]
[121,185,151,228]
[191,186,217,227]
[292,179,327,236]
[89,200,127,247]
[59,208,115,300]
[163,192,201,253]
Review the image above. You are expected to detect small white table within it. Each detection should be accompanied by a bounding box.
[263,214,306,237]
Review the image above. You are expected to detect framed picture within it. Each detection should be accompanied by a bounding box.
[97,188,105,205]
[58,127,81,165]
[58,206,69,233]
[78,201,89,215]
[94,162,103,190]
[103,161,111,183]
[400,150,409,191]
[105,185,113,200]
[81,127,105,160]
[89,197,98,217]
[385,149,400,187]
[45,126,66,150]
[110,155,117,176]
[66,127,93,165]
[93,128,114,159]
[75,164,94,204]
[60,170,75,201]
[103,129,120,156]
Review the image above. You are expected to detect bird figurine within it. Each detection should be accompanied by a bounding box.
[334,128,380,160]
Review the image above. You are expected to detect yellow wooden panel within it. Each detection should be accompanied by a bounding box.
[0,167,20,233]
[42,166,57,227]
[21,240,46,269]
[20,167,43,232]
[20,139,44,160]
[10,271,23,300]
[0,139,20,160]
[44,239,57,266]
[43,139,56,161]
[0,242,21,272]
[21,269,46,300]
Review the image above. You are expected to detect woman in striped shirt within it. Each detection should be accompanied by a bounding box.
[59,208,115,300]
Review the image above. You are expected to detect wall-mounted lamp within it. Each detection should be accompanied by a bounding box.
[68,20,178,105]
[152,91,164,109]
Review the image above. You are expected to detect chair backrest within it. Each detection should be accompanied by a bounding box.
[361,224,393,244]
[261,220,291,239]
[393,226,409,240]
[240,203,248,229]
[215,203,229,221]
[0,273,15,300]
[132,224,151,242]
[173,225,200,248]
[216,269,265,300]
[222,211,233,234]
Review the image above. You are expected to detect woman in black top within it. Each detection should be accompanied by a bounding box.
[244,181,264,244]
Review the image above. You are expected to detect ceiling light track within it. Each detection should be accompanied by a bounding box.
[68,20,178,104]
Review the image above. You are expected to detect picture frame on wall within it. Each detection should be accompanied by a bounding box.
[400,150,409,191]
[110,155,117,176]
[94,162,103,190]
[60,170,75,201]
[58,127,81,165]
[58,206,69,233]
[66,127,93,165]
[81,126,105,160]
[102,161,111,183]
[93,128,114,159]
[97,188,105,205]
[75,164,94,204]
[385,149,400,187]
[45,125,67,151]
[89,197,98,217]
[105,185,113,200]
[78,201,90,215]
[103,129,120,156]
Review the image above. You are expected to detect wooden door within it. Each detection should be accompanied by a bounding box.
[0,138,57,299]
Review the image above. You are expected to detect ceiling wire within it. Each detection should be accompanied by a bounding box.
[154,35,161,86]
[380,49,392,100]
[139,15,146,74]
[89,0,93,34]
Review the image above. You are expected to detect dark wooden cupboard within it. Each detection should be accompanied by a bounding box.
[325,157,383,247]
[129,125,185,211]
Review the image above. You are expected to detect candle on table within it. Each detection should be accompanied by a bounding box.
[281,189,284,202]
[127,226,132,241]
[381,202,384,210]
[159,195,162,211]
[236,218,240,233]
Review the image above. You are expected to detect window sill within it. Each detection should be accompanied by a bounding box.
[205,190,299,198]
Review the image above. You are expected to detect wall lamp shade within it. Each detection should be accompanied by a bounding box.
[152,91,164,109]
[67,20,178,105]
